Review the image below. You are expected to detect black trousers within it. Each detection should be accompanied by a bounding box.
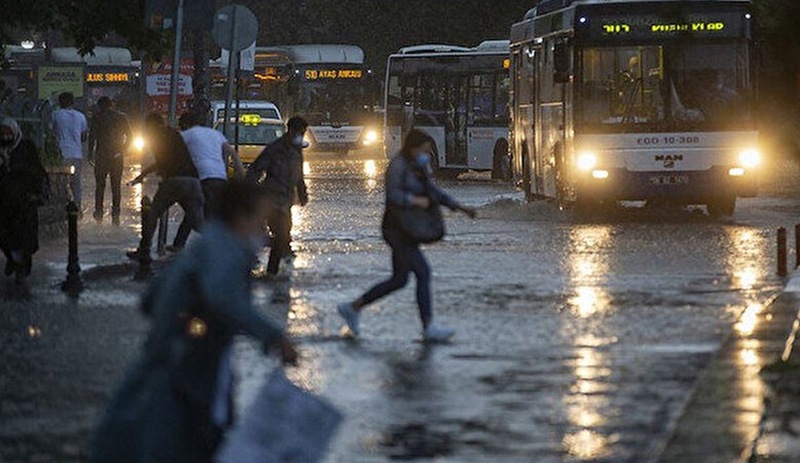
[95,156,124,216]
[266,204,291,275]
[173,178,226,248]
[138,177,204,257]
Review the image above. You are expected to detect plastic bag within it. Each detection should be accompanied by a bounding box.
[215,369,343,463]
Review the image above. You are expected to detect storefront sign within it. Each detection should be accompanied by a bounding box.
[145,58,193,114]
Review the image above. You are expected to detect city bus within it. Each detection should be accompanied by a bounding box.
[211,44,381,154]
[509,0,758,215]
[384,41,511,178]
[52,47,142,117]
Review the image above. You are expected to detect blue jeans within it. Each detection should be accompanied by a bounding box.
[360,236,432,327]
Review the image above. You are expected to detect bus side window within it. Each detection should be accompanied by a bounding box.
[554,41,571,83]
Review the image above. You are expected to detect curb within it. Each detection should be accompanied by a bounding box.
[741,273,800,463]
[652,279,799,463]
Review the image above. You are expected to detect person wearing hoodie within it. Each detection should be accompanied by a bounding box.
[0,116,48,297]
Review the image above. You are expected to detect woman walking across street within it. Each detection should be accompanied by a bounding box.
[337,129,476,342]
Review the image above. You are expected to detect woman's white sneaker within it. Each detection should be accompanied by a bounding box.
[423,325,456,342]
[336,303,361,337]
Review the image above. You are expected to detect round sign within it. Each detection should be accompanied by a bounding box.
[212,5,258,52]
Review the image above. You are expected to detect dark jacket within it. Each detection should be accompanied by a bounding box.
[0,139,48,254]
[150,126,198,179]
[245,135,308,209]
[89,223,283,463]
[88,109,131,162]
[381,154,459,243]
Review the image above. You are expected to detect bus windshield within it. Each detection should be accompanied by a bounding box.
[579,42,753,132]
[296,79,372,126]
[216,122,284,146]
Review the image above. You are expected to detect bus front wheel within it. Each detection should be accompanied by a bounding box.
[706,196,736,217]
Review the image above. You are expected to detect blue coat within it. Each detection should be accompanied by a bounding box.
[381,155,459,244]
[89,223,283,463]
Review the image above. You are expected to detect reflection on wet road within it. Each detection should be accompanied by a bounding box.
[216,157,791,462]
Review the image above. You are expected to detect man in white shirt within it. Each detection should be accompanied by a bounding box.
[170,112,244,250]
[52,92,88,212]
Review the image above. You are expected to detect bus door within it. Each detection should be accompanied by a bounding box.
[444,75,469,166]
[467,72,501,170]
[530,46,546,197]
[537,40,567,199]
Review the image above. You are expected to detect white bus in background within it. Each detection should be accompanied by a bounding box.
[212,44,382,154]
[384,41,511,179]
[509,0,759,216]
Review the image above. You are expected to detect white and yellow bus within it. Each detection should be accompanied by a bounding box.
[510,0,758,215]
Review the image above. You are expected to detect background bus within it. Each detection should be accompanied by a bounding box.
[213,44,381,154]
[384,40,511,179]
[510,0,758,215]
[52,47,141,117]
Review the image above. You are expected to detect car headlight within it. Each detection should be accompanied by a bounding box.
[133,135,146,152]
[738,148,760,168]
[577,152,597,171]
[363,129,379,146]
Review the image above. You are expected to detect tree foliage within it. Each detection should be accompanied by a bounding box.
[0,0,166,55]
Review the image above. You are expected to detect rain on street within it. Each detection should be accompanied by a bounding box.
[236,153,791,462]
[2,153,799,462]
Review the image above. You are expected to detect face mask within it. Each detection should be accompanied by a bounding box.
[416,152,431,168]
[292,135,305,147]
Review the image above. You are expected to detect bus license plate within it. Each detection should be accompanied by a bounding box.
[649,175,689,186]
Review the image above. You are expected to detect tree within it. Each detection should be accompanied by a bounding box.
[1,0,166,56]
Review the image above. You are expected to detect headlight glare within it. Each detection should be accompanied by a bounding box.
[363,129,379,146]
[133,135,146,152]
[577,152,597,171]
[739,148,760,168]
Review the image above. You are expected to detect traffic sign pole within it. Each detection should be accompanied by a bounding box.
[222,8,238,140]
[168,0,186,127]
[212,4,258,139]
[235,50,242,152]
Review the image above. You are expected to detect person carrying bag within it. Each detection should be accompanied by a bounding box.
[215,369,343,463]
[336,129,477,342]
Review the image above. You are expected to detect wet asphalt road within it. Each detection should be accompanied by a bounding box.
[3,154,800,462]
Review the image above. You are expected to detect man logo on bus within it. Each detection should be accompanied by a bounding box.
[656,154,683,169]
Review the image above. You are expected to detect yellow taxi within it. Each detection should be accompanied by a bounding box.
[214,113,286,166]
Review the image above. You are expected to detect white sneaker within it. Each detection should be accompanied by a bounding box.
[423,325,456,342]
[337,303,361,337]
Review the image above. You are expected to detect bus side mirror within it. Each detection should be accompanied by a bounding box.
[554,42,570,83]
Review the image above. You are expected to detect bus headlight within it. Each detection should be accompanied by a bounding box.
[362,129,379,146]
[738,149,760,168]
[133,135,146,152]
[577,152,597,171]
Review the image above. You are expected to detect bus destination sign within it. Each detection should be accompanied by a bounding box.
[585,12,745,41]
[86,72,132,84]
[304,69,364,80]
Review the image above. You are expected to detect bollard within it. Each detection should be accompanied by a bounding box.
[795,224,800,269]
[778,227,788,277]
[134,196,153,280]
[156,209,169,256]
[61,201,84,297]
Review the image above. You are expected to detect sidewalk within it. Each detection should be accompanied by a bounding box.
[750,281,800,462]
[655,274,800,463]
